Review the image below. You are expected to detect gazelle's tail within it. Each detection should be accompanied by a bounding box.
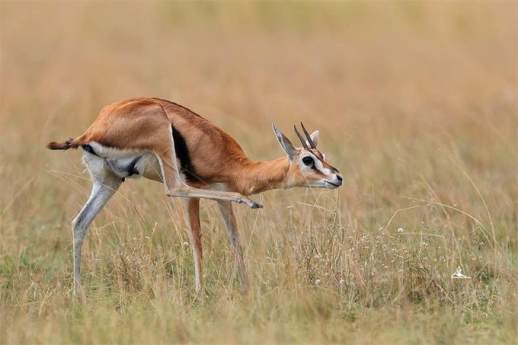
[46,137,81,150]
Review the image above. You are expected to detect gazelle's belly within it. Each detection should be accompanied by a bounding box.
[132,153,163,182]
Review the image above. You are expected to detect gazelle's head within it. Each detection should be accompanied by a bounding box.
[273,123,343,189]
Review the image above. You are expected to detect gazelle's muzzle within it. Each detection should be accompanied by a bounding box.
[324,169,343,188]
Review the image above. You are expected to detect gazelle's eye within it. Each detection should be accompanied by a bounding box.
[302,156,314,167]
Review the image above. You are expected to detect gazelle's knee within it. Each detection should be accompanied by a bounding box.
[71,211,87,232]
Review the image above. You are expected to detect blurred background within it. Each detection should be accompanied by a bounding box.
[1,2,517,344]
[2,1,517,214]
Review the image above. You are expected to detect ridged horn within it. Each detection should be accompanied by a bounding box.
[294,124,309,149]
[300,122,315,148]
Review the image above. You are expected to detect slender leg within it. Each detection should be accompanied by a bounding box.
[183,198,203,293]
[170,187,262,209]
[72,168,121,297]
[217,200,249,291]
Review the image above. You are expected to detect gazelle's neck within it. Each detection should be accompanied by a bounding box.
[235,157,291,195]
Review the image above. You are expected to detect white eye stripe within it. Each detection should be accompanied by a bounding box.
[322,167,332,175]
[312,157,333,175]
[314,158,328,173]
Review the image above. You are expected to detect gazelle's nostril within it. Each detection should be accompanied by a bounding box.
[336,175,343,182]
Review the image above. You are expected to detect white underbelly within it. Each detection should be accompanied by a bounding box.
[86,142,163,182]
[135,154,162,181]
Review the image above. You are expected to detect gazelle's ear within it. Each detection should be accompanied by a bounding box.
[272,123,297,159]
[310,130,319,147]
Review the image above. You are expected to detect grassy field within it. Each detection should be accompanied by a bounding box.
[1,2,517,344]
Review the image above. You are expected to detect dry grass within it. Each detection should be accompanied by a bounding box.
[1,1,517,344]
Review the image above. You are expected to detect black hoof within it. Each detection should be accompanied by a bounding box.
[251,202,263,209]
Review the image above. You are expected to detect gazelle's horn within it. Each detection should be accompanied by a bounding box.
[300,122,315,148]
[294,124,309,149]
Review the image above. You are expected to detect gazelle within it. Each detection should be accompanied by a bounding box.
[47,97,342,294]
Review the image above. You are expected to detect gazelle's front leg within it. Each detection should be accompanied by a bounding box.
[217,200,249,292]
[183,198,203,293]
[171,187,262,209]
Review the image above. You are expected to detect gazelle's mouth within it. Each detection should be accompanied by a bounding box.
[324,181,341,188]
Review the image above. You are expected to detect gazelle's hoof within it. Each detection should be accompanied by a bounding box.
[250,201,263,209]
[239,198,263,209]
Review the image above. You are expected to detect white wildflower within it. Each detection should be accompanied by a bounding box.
[451,266,471,279]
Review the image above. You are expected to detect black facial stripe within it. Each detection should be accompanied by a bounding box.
[310,155,333,174]
[313,164,326,174]
[308,149,325,161]
[172,125,200,182]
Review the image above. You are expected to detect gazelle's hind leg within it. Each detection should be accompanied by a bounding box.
[217,200,249,292]
[72,153,122,296]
